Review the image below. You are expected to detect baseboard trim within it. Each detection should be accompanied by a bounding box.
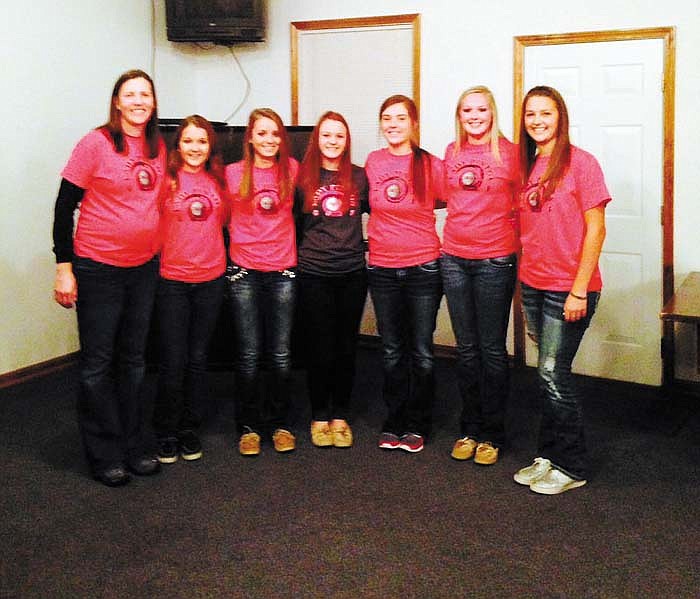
[0,352,79,390]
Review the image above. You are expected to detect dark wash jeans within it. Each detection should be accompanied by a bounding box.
[367,260,443,437]
[440,252,516,446]
[73,255,158,471]
[297,269,367,422]
[227,265,297,435]
[152,275,225,438]
[520,283,600,480]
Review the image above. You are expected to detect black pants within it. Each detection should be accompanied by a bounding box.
[297,270,367,422]
[73,256,158,471]
[367,261,442,438]
[152,276,225,438]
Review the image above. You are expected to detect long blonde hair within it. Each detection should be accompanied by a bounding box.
[453,85,503,163]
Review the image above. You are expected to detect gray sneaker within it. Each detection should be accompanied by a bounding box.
[514,457,551,485]
[530,468,587,495]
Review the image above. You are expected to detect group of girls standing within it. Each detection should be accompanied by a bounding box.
[53,69,610,496]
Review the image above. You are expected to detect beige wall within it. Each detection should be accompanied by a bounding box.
[1,1,154,374]
[154,0,700,376]
[3,0,700,378]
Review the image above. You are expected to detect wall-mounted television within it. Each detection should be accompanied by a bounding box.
[165,0,265,44]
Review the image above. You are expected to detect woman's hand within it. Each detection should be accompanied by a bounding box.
[54,263,77,308]
[563,293,587,322]
[564,205,606,323]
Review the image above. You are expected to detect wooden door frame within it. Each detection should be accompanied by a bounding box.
[512,27,676,369]
[290,14,421,125]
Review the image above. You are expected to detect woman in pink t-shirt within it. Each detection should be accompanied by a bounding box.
[365,95,444,453]
[52,70,166,487]
[441,86,519,466]
[152,115,228,465]
[224,108,299,457]
[513,86,611,495]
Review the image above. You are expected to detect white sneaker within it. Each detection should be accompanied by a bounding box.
[513,457,551,485]
[529,468,587,495]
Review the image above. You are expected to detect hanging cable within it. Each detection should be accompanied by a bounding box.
[223,46,251,123]
[150,0,157,77]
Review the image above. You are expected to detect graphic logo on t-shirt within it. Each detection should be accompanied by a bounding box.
[378,176,409,203]
[254,188,281,214]
[184,193,213,221]
[448,158,494,193]
[312,184,354,217]
[130,161,157,191]
[521,182,548,212]
[457,164,485,190]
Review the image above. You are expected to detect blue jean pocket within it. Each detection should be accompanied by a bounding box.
[486,254,516,268]
[73,256,108,275]
[418,260,440,274]
[226,264,249,284]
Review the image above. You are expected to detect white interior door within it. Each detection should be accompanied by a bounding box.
[524,39,664,385]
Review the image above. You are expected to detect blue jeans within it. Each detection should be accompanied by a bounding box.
[520,283,600,479]
[227,265,297,435]
[73,256,158,471]
[440,252,516,446]
[367,260,443,437]
[152,276,225,438]
[297,270,367,422]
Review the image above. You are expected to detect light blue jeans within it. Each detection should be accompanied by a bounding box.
[520,283,600,479]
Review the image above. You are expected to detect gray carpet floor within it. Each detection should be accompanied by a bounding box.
[1,350,699,598]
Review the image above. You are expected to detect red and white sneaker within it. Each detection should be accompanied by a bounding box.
[398,433,424,453]
[378,432,400,449]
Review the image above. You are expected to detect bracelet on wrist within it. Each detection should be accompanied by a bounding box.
[569,291,587,300]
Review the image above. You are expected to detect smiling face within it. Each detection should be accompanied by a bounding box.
[380,102,414,154]
[318,118,348,169]
[115,77,154,136]
[178,124,210,173]
[524,95,560,155]
[459,92,493,144]
[250,116,281,166]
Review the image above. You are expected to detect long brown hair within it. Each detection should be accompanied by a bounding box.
[239,108,293,202]
[519,85,571,198]
[167,115,226,191]
[379,95,431,204]
[299,111,354,211]
[100,69,161,159]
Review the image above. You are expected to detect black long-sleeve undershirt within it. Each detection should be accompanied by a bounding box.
[52,178,85,263]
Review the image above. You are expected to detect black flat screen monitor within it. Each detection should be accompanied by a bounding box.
[165,0,265,44]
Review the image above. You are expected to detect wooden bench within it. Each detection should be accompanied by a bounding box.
[660,271,700,389]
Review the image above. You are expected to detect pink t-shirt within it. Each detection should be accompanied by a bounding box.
[443,138,519,259]
[61,129,166,267]
[225,158,299,271]
[365,148,443,268]
[159,170,227,283]
[518,145,612,291]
